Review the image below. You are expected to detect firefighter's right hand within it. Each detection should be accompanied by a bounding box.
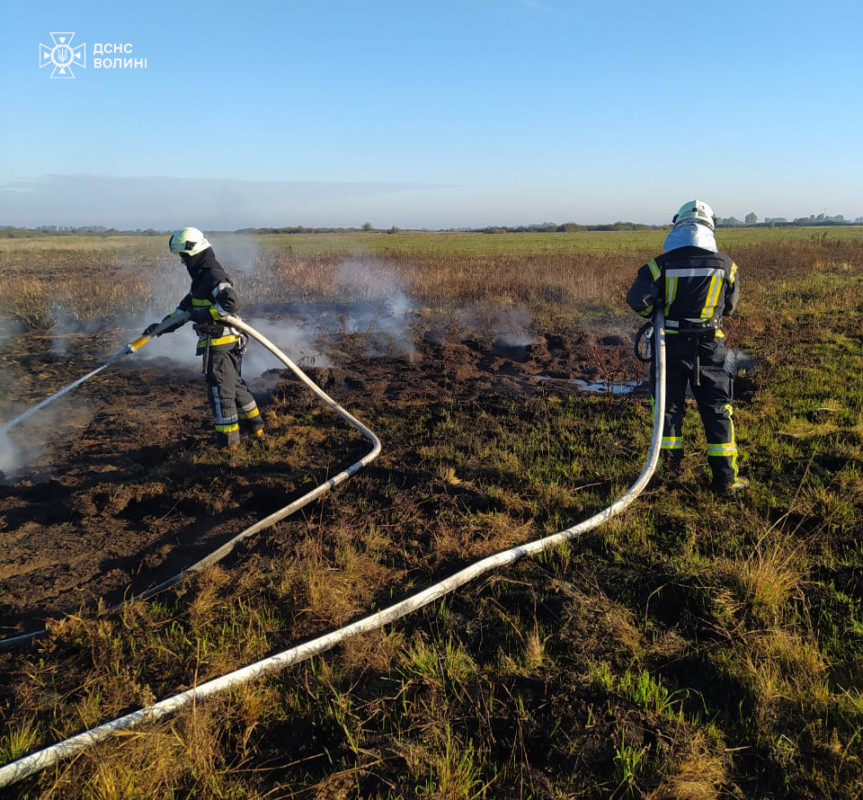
[142,322,160,337]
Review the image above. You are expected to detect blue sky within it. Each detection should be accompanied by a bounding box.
[1,0,860,229]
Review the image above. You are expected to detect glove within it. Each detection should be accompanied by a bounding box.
[142,322,161,337]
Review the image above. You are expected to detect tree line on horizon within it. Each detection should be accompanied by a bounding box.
[1,213,861,238]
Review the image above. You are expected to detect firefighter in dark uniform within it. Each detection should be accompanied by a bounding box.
[143,227,264,449]
[627,200,749,494]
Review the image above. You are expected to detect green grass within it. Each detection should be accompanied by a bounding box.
[3,224,861,258]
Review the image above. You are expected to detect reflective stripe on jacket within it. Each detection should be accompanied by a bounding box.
[626,246,739,331]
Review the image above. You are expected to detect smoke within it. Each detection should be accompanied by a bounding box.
[0,432,22,478]
[107,311,331,397]
[49,308,111,357]
[0,310,59,478]
[208,235,261,280]
[0,426,40,481]
[128,312,200,370]
[0,315,24,351]
[241,316,331,375]
[133,244,420,366]
[0,396,94,482]
[333,256,418,356]
[457,302,537,347]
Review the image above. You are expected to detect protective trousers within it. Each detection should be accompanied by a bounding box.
[203,345,263,447]
[651,332,740,487]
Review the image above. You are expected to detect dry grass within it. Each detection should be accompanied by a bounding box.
[650,731,728,800]
[724,536,806,627]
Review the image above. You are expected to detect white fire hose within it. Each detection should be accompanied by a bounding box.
[0,313,665,789]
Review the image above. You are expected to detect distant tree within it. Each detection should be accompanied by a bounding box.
[362,222,373,231]
[745,212,758,225]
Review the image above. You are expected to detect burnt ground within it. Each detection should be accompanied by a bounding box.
[0,323,644,642]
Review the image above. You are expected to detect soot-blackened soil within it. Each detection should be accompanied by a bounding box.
[0,325,643,641]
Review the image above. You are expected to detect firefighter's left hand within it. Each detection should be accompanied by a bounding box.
[142,322,160,337]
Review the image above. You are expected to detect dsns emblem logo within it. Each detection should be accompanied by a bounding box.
[39,32,86,78]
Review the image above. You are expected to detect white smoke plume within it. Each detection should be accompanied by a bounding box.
[127,312,200,370]
[0,432,22,478]
[457,301,537,346]
[334,256,418,356]
[0,315,24,351]
[0,396,94,482]
[50,307,113,357]
[241,316,331,375]
[208,234,261,280]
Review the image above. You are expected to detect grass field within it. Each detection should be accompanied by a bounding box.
[0,227,861,799]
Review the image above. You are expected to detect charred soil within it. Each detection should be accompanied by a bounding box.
[0,325,639,640]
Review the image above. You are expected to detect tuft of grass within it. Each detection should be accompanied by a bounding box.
[613,730,647,798]
[653,730,727,800]
[423,723,489,800]
[0,717,41,764]
[729,538,806,627]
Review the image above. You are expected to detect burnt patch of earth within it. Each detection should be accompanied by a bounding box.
[0,325,644,640]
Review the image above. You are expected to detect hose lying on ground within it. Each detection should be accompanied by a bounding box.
[0,314,381,651]
[0,313,666,789]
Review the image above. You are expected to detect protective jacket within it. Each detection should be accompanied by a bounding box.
[627,245,743,489]
[160,248,242,353]
[626,246,739,332]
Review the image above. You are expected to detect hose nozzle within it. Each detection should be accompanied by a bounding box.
[126,335,151,354]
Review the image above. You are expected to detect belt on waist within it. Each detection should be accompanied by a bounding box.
[665,318,720,333]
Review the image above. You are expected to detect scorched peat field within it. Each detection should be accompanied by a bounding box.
[0,228,861,799]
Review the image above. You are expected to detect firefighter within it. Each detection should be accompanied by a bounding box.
[627,200,749,495]
[142,227,264,449]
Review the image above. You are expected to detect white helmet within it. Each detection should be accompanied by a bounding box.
[672,200,716,230]
[169,227,211,256]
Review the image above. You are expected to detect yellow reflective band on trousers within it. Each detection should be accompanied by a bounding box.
[706,404,739,479]
[661,436,683,450]
[239,407,260,420]
[707,403,738,458]
[215,422,240,433]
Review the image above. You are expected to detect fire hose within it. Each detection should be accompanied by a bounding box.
[0,313,665,789]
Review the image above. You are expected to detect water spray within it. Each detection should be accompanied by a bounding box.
[0,314,666,789]
[0,314,189,438]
